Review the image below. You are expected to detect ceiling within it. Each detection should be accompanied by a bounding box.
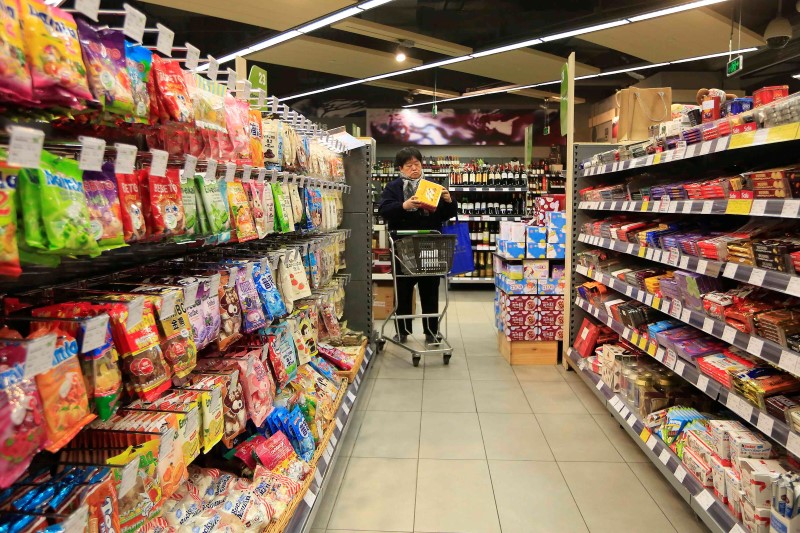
[127,0,800,114]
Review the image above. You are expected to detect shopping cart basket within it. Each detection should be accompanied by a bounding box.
[377,231,455,367]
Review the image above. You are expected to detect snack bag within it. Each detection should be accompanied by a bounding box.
[287,405,314,461]
[179,174,198,239]
[285,248,312,300]
[271,183,290,233]
[195,175,230,235]
[266,324,297,389]
[19,0,92,106]
[115,171,147,242]
[0,0,33,103]
[232,434,266,470]
[250,471,299,520]
[279,183,295,229]
[76,20,133,116]
[286,315,311,365]
[288,184,304,229]
[144,168,185,238]
[248,110,264,168]
[252,260,287,321]
[107,441,161,533]
[231,349,274,427]
[253,432,309,482]
[246,181,269,239]
[235,264,267,333]
[83,162,125,251]
[304,187,322,230]
[226,180,257,242]
[31,330,96,452]
[262,119,281,165]
[187,372,244,448]
[218,489,272,530]
[0,158,21,277]
[151,56,191,123]
[217,269,243,351]
[260,180,275,234]
[125,41,152,124]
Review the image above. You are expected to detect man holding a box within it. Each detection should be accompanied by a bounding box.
[379,147,458,344]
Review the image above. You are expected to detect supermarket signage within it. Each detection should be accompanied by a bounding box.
[560,63,568,135]
[249,66,268,109]
[726,54,743,77]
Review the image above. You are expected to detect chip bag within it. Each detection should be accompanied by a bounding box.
[0,0,33,103]
[142,168,185,238]
[115,171,147,242]
[226,180,257,242]
[195,175,230,235]
[151,56,191,123]
[0,158,21,277]
[76,19,133,116]
[125,40,152,124]
[83,162,125,251]
[271,183,290,233]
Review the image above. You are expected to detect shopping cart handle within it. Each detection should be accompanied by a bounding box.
[395,230,438,235]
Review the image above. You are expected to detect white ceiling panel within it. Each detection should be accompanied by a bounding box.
[445,48,599,85]
[332,18,473,57]
[365,79,460,98]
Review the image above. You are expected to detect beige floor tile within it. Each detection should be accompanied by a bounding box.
[520,381,589,414]
[337,409,366,457]
[422,379,476,412]
[513,365,565,382]
[310,455,351,530]
[326,458,417,531]
[568,380,609,414]
[326,530,411,533]
[467,356,518,380]
[472,380,532,413]
[376,352,425,379]
[629,462,711,533]
[351,411,420,459]
[489,460,589,533]
[557,363,585,383]
[367,379,423,412]
[559,462,677,533]
[423,354,470,380]
[536,413,624,462]
[419,412,485,459]
[592,413,650,463]
[414,459,501,533]
[354,378,376,412]
[479,413,554,460]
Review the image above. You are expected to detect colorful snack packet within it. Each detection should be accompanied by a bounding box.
[151,56,192,123]
[195,175,230,235]
[246,180,269,239]
[0,0,33,103]
[179,174,198,238]
[83,162,125,251]
[227,179,258,242]
[231,348,274,427]
[19,0,92,106]
[252,260,287,321]
[250,471,299,520]
[0,158,21,277]
[266,324,298,388]
[115,171,147,242]
[271,183,290,233]
[76,20,133,116]
[147,168,185,238]
[249,110,264,167]
[235,263,267,333]
[125,40,152,124]
[217,269,243,351]
[287,405,314,461]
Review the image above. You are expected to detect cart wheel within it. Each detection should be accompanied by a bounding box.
[443,352,452,365]
[412,354,421,367]
[376,339,386,353]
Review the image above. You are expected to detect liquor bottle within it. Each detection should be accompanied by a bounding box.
[480,196,488,215]
[461,165,469,186]
[483,222,490,244]
[489,222,497,244]
[471,252,478,277]
[500,164,508,186]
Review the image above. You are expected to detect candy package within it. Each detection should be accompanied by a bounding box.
[0,0,33,103]
[252,260,287,321]
[151,56,192,123]
[246,180,269,239]
[231,348,274,427]
[285,248,312,300]
[125,41,152,124]
[317,342,353,371]
[235,264,267,333]
[187,371,245,448]
[249,110,264,167]
[107,441,162,533]
[253,432,309,482]
[115,171,148,242]
[304,187,322,230]
[272,253,294,314]
[286,315,311,365]
[179,174,198,238]
[251,471,299,520]
[217,269,243,351]
[76,20,133,116]
[288,184,304,229]
[142,168,185,238]
[19,0,92,106]
[266,324,297,389]
[232,435,267,470]
[287,405,314,461]
[226,180,257,242]
[196,175,231,235]
[271,183,290,233]
[83,162,125,251]
[0,159,21,277]
[218,488,272,530]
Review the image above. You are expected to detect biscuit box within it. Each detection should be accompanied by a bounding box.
[523,259,549,281]
[502,324,538,341]
[739,458,786,508]
[538,278,565,295]
[536,325,563,341]
[527,241,547,259]
[538,296,564,311]
[414,179,443,212]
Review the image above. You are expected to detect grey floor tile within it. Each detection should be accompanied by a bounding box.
[489,460,589,533]
[592,413,650,463]
[351,411,420,459]
[559,462,677,533]
[326,458,417,532]
[419,412,485,459]
[367,379,423,412]
[557,363,585,383]
[513,365,565,382]
[536,413,624,462]
[463,340,502,357]
[376,352,425,379]
[479,413,554,461]
[568,380,609,414]
[310,455,351,530]
[472,380,532,413]
[520,381,589,414]
[629,462,711,533]
[354,378,376,412]
[415,459,501,533]
[422,379,476,412]
[337,409,366,457]
[467,356,518,380]
[424,354,470,380]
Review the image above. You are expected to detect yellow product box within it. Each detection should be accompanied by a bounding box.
[415,179,444,212]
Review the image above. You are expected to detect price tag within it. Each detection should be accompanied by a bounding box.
[302,489,317,508]
[63,505,89,533]
[726,199,753,215]
[674,465,687,483]
[682,200,695,213]
[241,165,253,183]
[7,126,45,168]
[78,136,106,171]
[181,155,198,183]
[645,248,654,260]
[347,391,356,403]
[696,260,708,275]
[751,199,767,216]
[23,334,56,379]
[185,43,200,70]
[156,24,175,56]
[747,337,764,356]
[670,299,683,319]
[183,282,199,308]
[626,243,634,254]
[226,69,237,92]
[207,56,219,80]
[757,413,774,436]
[701,200,714,214]
[782,201,800,219]
[82,315,109,353]
[330,433,338,447]
[659,449,670,465]
[679,257,689,270]
[695,490,715,511]
[225,162,236,182]
[149,149,168,177]
[674,360,685,375]
[780,350,798,374]
[787,432,800,456]
[343,403,350,415]
[664,349,677,369]
[646,154,655,166]
[646,435,658,450]
[702,317,714,333]
[620,406,630,418]
[160,291,177,318]
[627,414,637,427]
[787,277,800,297]
[314,468,323,486]
[595,380,604,391]
[75,0,100,20]
[728,395,753,421]
[205,159,218,181]
[118,459,139,497]
[258,89,266,108]
[753,128,769,145]
[700,141,712,155]
[625,286,633,297]
[122,3,146,43]
[114,143,137,175]
[680,309,691,323]
[748,268,766,286]
[722,326,737,344]
[257,168,267,181]
[126,296,144,328]
[645,294,654,306]
[697,375,709,392]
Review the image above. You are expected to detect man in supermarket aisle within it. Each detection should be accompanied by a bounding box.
[379,147,458,345]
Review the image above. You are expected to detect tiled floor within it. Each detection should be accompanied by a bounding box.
[311,289,710,533]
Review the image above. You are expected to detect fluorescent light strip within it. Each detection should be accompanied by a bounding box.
[298,7,363,33]
[629,0,727,22]
[574,62,670,80]
[412,56,472,71]
[670,47,758,63]
[470,39,542,58]
[539,19,630,42]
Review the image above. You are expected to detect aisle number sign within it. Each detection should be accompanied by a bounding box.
[249,66,268,110]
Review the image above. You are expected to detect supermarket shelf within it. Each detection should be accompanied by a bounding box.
[578,123,800,178]
[450,186,528,192]
[372,273,393,281]
[374,172,450,179]
[458,214,526,221]
[720,262,800,298]
[573,297,800,456]
[577,233,725,277]
[287,345,376,533]
[472,244,496,251]
[449,276,495,283]
[564,348,740,533]
[574,264,800,384]
[494,252,524,262]
[577,198,800,219]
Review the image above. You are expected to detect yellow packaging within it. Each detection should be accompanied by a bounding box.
[415,179,444,212]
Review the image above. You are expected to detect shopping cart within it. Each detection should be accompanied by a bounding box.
[377,230,456,367]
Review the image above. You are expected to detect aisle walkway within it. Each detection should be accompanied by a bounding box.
[311,290,710,533]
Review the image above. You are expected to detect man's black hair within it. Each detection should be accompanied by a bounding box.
[394,147,423,170]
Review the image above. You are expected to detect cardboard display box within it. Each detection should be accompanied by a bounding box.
[372,281,415,320]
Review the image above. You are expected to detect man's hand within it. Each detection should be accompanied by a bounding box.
[441,189,452,203]
[403,196,423,210]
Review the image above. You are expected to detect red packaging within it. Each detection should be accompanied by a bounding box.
[151,56,192,123]
[753,85,789,108]
[574,318,601,357]
[142,168,185,239]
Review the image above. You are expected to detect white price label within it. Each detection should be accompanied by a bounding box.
[786,276,800,297]
[63,505,89,533]
[782,200,800,219]
[335,418,343,431]
[748,268,766,286]
[149,149,168,177]
[82,315,109,353]
[620,407,630,418]
[695,490,715,510]
[114,143,137,175]
[747,337,764,356]
[205,159,218,181]
[257,168,267,181]
[674,465,687,482]
[664,349,677,369]
[626,414,637,427]
[314,468,323,487]
[680,309,691,323]
[674,360,685,375]
[23,334,56,379]
[78,136,106,171]
[645,248,654,260]
[185,43,200,70]
[122,3,146,42]
[75,0,100,20]
[682,201,693,213]
[302,490,317,507]
[182,282,200,308]
[225,162,236,182]
[702,200,714,214]
[702,318,714,333]
[242,165,253,182]
[787,432,800,456]
[696,259,708,275]
[156,24,174,57]
[659,449,670,465]
[757,413,774,436]
[696,375,709,391]
[670,300,683,319]
[729,395,753,421]
[595,380,604,391]
[780,350,798,374]
[119,459,139,498]
[183,155,198,182]
[347,391,356,403]
[625,286,633,297]
[7,126,44,168]
[207,56,219,80]
[226,69,237,92]
[626,243,634,254]
[160,291,177,318]
[645,294,654,306]
[330,433,338,447]
[750,199,767,216]
[679,257,689,270]
[722,326,737,344]
[343,403,350,415]
[258,89,266,108]
[753,128,769,145]
[646,436,658,450]
[126,296,144,328]
[667,249,679,266]
[700,141,712,155]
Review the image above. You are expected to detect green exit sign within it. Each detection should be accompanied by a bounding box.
[727,55,743,77]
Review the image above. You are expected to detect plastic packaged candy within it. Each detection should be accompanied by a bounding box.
[226,180,257,242]
[266,324,298,389]
[252,259,287,321]
[19,0,92,107]
[142,168,185,238]
[249,110,264,167]
[76,20,133,116]
[285,248,312,300]
[0,157,22,277]
[250,470,300,520]
[308,356,342,386]
[260,179,275,234]
[122,343,172,402]
[232,434,266,470]
[0,339,46,488]
[218,489,272,530]
[224,94,249,158]
[115,171,147,242]
[106,441,162,533]
[317,342,353,371]
[125,40,152,124]
[0,0,33,103]
[287,405,314,461]
[195,175,230,235]
[151,56,191,123]
[253,432,309,482]
[83,162,125,251]
[271,183,290,233]
[217,269,243,351]
[245,181,269,239]
[30,329,96,452]
[288,184,304,229]
[82,468,122,533]
[234,264,267,333]
[178,173,198,238]
[19,152,101,257]
[232,349,274,427]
